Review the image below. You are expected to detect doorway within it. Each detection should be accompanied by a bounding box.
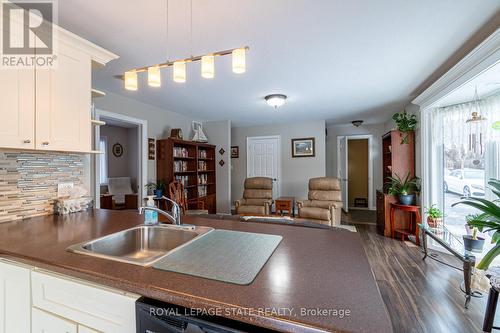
[93,109,148,209]
[246,135,281,199]
[337,135,374,212]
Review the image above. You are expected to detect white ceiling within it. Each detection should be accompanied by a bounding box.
[58,0,500,127]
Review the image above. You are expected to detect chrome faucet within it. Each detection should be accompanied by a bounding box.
[138,196,181,226]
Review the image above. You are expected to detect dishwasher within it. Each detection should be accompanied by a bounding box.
[136,297,279,333]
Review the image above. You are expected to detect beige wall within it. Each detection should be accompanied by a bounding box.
[348,139,369,207]
[231,120,326,203]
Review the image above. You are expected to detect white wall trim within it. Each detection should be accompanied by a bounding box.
[93,109,148,208]
[246,135,281,199]
[336,135,375,210]
[412,28,500,109]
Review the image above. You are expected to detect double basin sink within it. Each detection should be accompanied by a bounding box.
[67,224,213,266]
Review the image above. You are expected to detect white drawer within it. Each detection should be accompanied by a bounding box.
[32,307,77,333]
[32,270,138,333]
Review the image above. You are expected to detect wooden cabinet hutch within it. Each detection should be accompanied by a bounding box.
[156,138,217,214]
[377,130,415,236]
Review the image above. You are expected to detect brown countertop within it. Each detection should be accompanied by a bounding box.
[0,210,392,333]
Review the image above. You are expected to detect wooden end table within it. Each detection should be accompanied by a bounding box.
[275,197,295,217]
[390,203,421,246]
[100,194,114,210]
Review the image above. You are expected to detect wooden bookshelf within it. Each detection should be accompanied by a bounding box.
[156,138,216,213]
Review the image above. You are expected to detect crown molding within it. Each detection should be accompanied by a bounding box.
[412,28,500,109]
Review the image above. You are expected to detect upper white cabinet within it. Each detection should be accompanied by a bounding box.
[0,21,118,153]
[36,41,92,152]
[0,259,31,333]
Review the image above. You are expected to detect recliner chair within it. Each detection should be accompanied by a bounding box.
[297,177,343,226]
[235,177,273,215]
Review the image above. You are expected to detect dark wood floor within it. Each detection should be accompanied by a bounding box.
[345,211,490,333]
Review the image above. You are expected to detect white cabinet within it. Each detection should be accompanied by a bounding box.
[0,259,31,333]
[32,307,77,333]
[35,42,92,152]
[0,69,35,150]
[78,325,101,333]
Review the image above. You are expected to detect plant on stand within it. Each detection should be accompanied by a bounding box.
[387,172,418,205]
[424,205,444,229]
[392,111,417,144]
[145,180,166,198]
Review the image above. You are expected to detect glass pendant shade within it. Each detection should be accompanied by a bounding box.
[147,66,161,87]
[232,48,246,74]
[201,55,215,79]
[124,71,138,91]
[173,61,186,83]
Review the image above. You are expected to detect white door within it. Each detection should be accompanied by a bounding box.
[338,137,349,212]
[35,42,92,152]
[247,136,280,198]
[32,307,77,333]
[0,261,31,333]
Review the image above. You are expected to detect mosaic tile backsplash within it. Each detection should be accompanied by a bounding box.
[0,150,85,222]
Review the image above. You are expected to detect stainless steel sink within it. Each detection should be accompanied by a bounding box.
[67,224,213,266]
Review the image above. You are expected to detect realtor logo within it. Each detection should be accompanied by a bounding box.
[1,0,57,68]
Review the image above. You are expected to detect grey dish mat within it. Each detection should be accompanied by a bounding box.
[153,229,283,285]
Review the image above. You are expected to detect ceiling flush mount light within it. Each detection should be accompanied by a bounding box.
[201,55,215,79]
[232,48,246,74]
[265,94,287,109]
[147,65,161,87]
[352,120,364,127]
[124,71,138,91]
[173,61,186,83]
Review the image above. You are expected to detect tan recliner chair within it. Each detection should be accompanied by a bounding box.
[235,177,273,215]
[297,177,343,226]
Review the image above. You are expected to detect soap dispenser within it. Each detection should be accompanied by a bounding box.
[144,196,158,225]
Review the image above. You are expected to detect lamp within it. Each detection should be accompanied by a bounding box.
[232,48,246,74]
[124,71,138,91]
[352,120,363,127]
[201,55,215,79]
[147,66,161,87]
[265,94,287,109]
[173,61,186,83]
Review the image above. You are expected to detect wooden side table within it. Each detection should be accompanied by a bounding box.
[390,203,421,245]
[275,197,295,217]
[100,194,114,210]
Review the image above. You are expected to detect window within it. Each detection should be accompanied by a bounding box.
[99,136,108,185]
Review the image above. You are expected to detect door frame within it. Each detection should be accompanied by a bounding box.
[246,135,281,198]
[336,135,375,210]
[93,109,148,208]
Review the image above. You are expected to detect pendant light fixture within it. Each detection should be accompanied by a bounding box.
[201,55,215,79]
[232,48,246,74]
[147,65,161,87]
[124,71,138,91]
[122,0,248,90]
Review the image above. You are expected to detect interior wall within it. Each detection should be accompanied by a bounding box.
[94,91,196,183]
[348,139,369,207]
[231,120,326,203]
[100,124,131,181]
[326,123,385,208]
[203,120,232,214]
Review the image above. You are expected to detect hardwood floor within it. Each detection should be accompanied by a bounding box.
[346,211,490,333]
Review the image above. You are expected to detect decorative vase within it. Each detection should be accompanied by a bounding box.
[398,194,414,206]
[154,189,163,198]
[463,235,485,253]
[427,217,443,229]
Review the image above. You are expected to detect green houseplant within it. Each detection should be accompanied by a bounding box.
[145,180,166,198]
[463,215,485,253]
[392,111,417,144]
[424,205,444,228]
[453,178,500,269]
[387,173,418,205]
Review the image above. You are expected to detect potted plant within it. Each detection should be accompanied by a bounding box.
[463,215,485,253]
[145,180,166,198]
[392,111,417,144]
[387,173,418,205]
[453,178,500,269]
[424,205,443,229]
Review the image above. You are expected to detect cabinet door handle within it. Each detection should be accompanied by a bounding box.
[42,142,49,146]
[23,139,31,144]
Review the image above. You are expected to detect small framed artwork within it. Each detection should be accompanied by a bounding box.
[291,138,315,158]
[231,146,239,158]
[148,138,156,160]
[112,143,124,157]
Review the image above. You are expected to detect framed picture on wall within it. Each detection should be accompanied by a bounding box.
[291,138,315,157]
[231,146,239,158]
